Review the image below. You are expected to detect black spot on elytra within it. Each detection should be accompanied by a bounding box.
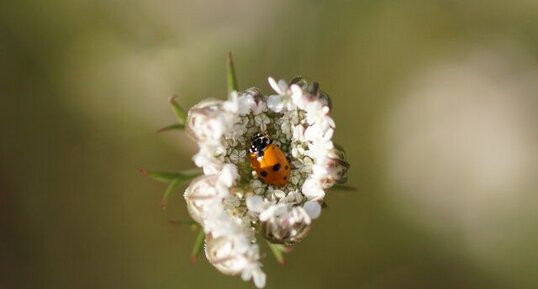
[283,176,287,180]
[285,165,289,170]
[260,171,268,178]
[272,163,281,172]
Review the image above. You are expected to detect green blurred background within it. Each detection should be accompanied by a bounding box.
[2,0,537,288]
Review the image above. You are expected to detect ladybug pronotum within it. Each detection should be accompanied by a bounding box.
[249,132,291,186]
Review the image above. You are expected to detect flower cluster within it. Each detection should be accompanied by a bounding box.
[183,76,349,287]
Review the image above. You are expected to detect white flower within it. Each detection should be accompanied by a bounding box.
[290,170,302,185]
[267,77,296,112]
[278,110,299,137]
[229,149,247,163]
[259,203,288,222]
[280,190,304,205]
[223,91,257,117]
[231,117,249,140]
[243,87,267,115]
[184,76,348,287]
[268,77,289,95]
[254,113,270,131]
[246,195,274,214]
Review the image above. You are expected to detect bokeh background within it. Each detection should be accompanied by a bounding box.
[1,0,538,288]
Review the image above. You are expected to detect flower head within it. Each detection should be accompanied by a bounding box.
[182,75,349,287]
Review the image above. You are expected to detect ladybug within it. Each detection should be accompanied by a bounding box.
[249,132,291,186]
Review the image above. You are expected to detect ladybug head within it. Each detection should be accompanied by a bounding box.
[249,132,272,154]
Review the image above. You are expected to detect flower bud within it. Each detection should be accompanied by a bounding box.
[244,87,263,99]
[261,206,312,245]
[306,81,332,110]
[243,87,267,115]
[320,145,350,188]
[186,99,226,141]
[184,175,222,223]
[289,75,307,86]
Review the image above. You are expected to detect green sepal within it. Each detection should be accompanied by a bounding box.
[190,229,205,263]
[227,51,239,93]
[267,241,288,265]
[160,178,181,210]
[157,123,184,133]
[139,168,202,209]
[139,168,202,184]
[169,96,187,126]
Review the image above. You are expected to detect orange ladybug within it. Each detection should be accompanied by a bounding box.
[249,132,291,186]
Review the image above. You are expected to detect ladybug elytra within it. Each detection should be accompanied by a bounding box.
[249,132,291,186]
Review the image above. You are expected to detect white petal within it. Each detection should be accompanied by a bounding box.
[292,125,305,142]
[223,91,239,113]
[303,201,322,219]
[259,207,274,222]
[290,84,306,108]
[241,267,253,281]
[266,95,284,112]
[259,204,286,221]
[273,190,286,199]
[219,164,238,187]
[304,124,323,141]
[246,195,264,213]
[302,178,326,200]
[277,79,289,93]
[253,268,266,288]
[236,94,253,116]
[268,77,282,94]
